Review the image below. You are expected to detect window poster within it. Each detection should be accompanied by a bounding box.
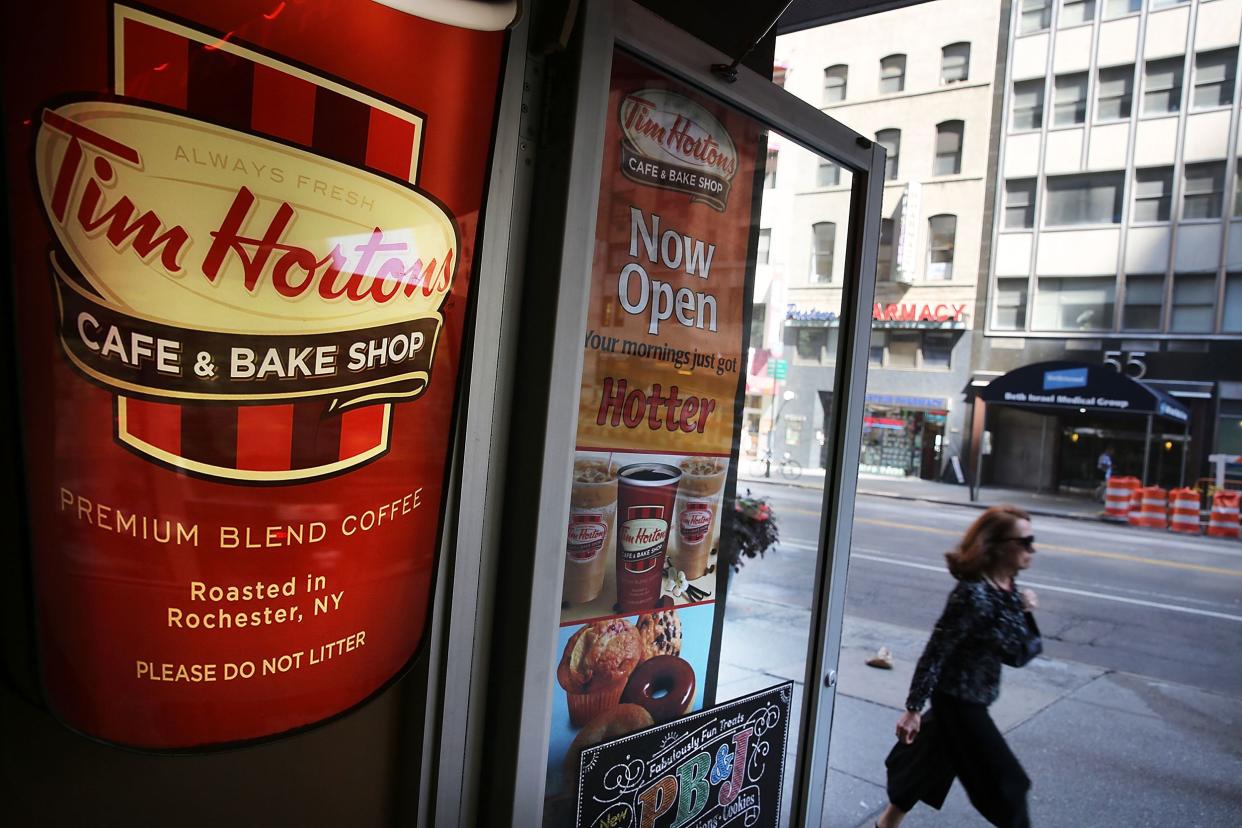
[544,50,761,818]
[1,0,507,748]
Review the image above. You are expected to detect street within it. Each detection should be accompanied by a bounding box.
[716,479,1242,827]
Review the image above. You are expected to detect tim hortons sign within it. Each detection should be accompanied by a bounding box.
[36,100,457,482]
[618,89,739,211]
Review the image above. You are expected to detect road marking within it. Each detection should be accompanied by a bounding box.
[775,512,1242,578]
[846,550,1242,623]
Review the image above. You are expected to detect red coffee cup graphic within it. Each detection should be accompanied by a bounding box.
[615,463,682,612]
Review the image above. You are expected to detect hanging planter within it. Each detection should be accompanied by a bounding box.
[721,489,780,571]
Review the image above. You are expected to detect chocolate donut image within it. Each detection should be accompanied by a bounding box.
[621,655,696,724]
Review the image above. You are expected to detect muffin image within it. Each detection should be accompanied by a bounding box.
[636,609,682,660]
[557,618,643,726]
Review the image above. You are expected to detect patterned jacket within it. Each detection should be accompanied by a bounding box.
[906,578,1040,712]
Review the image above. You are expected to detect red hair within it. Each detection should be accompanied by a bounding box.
[945,505,1030,580]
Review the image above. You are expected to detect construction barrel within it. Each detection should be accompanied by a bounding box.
[1128,486,1168,530]
[1105,476,1140,521]
[1168,488,1201,535]
[1207,491,1241,539]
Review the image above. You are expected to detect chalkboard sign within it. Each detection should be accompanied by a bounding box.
[575,682,793,828]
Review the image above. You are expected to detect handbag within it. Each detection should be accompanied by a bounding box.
[1012,610,1042,667]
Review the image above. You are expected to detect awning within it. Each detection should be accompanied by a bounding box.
[978,361,1190,424]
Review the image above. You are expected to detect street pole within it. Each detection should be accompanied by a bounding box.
[765,379,777,478]
[1179,421,1189,489]
[1142,414,1153,485]
[1036,417,1047,494]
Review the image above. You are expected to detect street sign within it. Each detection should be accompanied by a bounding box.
[767,358,787,379]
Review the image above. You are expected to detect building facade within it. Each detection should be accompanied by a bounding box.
[752,0,1003,477]
[977,0,1242,491]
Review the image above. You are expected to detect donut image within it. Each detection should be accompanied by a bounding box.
[621,655,696,724]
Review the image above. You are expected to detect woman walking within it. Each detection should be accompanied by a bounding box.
[876,505,1042,828]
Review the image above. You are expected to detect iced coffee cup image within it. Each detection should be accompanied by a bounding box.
[615,463,682,613]
[562,455,620,605]
[672,456,727,580]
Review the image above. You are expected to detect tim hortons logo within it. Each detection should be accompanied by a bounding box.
[618,89,738,212]
[35,101,458,411]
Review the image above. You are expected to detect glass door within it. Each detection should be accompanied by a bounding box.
[486,3,884,825]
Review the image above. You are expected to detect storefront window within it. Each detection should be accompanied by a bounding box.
[751,303,768,345]
[784,415,805,446]
[795,327,829,363]
[922,331,954,368]
[887,331,920,368]
[870,330,888,365]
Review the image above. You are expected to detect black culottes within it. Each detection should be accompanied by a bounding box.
[885,692,1031,828]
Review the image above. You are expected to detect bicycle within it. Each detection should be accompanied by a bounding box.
[751,450,802,481]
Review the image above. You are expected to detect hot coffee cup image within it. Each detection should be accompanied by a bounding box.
[672,456,727,580]
[615,463,682,613]
[562,456,619,605]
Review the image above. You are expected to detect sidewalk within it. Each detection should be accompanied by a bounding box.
[737,466,1108,522]
[826,616,1242,827]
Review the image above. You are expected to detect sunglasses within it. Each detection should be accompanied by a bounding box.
[1005,535,1036,549]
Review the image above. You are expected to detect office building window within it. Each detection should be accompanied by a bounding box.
[823,64,848,104]
[811,222,835,283]
[942,43,971,84]
[1033,276,1116,330]
[927,214,957,279]
[1151,0,1189,8]
[922,332,954,369]
[757,229,771,265]
[1097,65,1134,121]
[1045,172,1124,225]
[1054,72,1089,125]
[1225,273,1242,332]
[880,54,906,94]
[1012,79,1045,130]
[1171,274,1217,332]
[887,331,920,368]
[1132,167,1173,222]
[1144,57,1184,114]
[877,218,895,281]
[765,149,778,188]
[934,121,964,175]
[1061,0,1095,26]
[994,278,1029,330]
[876,129,901,181]
[1103,0,1139,18]
[1005,179,1037,228]
[1020,0,1052,33]
[1123,274,1165,330]
[817,158,840,187]
[1183,161,1226,219]
[1193,50,1237,110]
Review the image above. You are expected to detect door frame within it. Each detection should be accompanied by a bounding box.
[479,2,884,822]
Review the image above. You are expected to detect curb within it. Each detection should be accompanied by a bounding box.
[735,474,1109,523]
